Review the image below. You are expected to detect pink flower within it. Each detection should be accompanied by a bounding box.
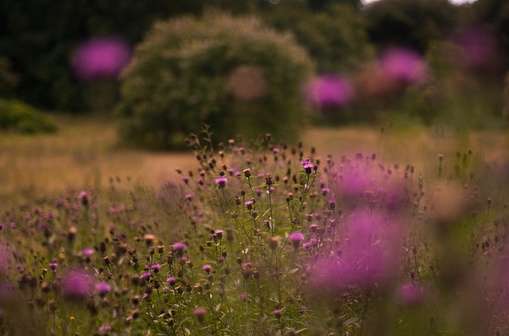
[215,176,228,188]
[61,269,94,300]
[81,247,95,258]
[396,281,425,305]
[379,48,428,85]
[172,242,187,255]
[95,281,111,297]
[193,307,207,322]
[306,75,354,108]
[72,37,131,81]
[308,209,403,293]
[289,232,305,249]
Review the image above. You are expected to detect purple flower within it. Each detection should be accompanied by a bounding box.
[49,260,58,272]
[97,323,112,335]
[95,281,111,297]
[72,37,131,81]
[454,26,499,69]
[306,75,354,108]
[193,307,207,322]
[81,247,95,258]
[60,269,94,300]
[149,263,161,273]
[139,271,151,282]
[335,154,407,210]
[396,281,425,306]
[166,276,176,286]
[172,242,187,255]
[379,48,428,85]
[215,176,228,188]
[288,232,305,249]
[214,229,224,240]
[78,191,91,206]
[301,159,314,174]
[308,209,403,293]
[202,264,213,273]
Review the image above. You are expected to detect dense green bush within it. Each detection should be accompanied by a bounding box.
[364,0,457,53]
[117,13,313,149]
[0,99,57,134]
[267,4,373,73]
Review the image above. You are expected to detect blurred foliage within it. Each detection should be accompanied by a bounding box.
[0,57,18,97]
[117,13,313,149]
[364,0,458,53]
[473,0,509,71]
[267,4,373,72]
[0,0,361,113]
[0,98,57,134]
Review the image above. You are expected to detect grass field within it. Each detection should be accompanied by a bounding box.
[1,116,507,204]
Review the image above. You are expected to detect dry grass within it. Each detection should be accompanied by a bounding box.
[1,116,507,204]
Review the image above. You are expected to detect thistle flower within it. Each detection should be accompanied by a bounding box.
[396,281,425,306]
[288,232,305,249]
[202,264,213,273]
[193,307,207,322]
[301,160,314,174]
[81,247,95,258]
[379,48,428,85]
[166,276,176,286]
[72,37,131,81]
[215,176,228,188]
[172,242,187,255]
[306,75,354,108]
[60,269,94,300]
[95,281,111,297]
[78,191,91,206]
[308,209,403,293]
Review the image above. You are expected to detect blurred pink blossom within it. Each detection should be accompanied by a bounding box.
[308,209,404,293]
[306,75,354,108]
[379,48,428,85]
[72,37,131,80]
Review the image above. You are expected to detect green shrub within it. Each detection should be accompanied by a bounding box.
[267,4,373,73]
[117,12,313,149]
[0,99,57,134]
[364,0,457,53]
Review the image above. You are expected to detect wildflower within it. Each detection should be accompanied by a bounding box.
[272,308,283,319]
[49,260,58,272]
[81,247,95,258]
[72,37,131,81]
[172,242,187,255]
[215,176,228,188]
[268,236,280,250]
[193,307,207,322]
[396,281,425,306]
[214,229,224,240]
[288,232,305,249]
[139,272,151,283]
[379,48,428,85]
[306,75,354,108]
[308,209,403,293]
[301,160,314,174]
[78,191,91,207]
[166,276,176,286]
[95,281,112,297]
[60,269,94,300]
[245,199,255,210]
[143,234,157,245]
[149,263,161,273]
[97,323,112,335]
[202,264,213,273]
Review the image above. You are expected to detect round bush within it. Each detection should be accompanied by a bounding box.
[0,99,57,134]
[117,12,314,149]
